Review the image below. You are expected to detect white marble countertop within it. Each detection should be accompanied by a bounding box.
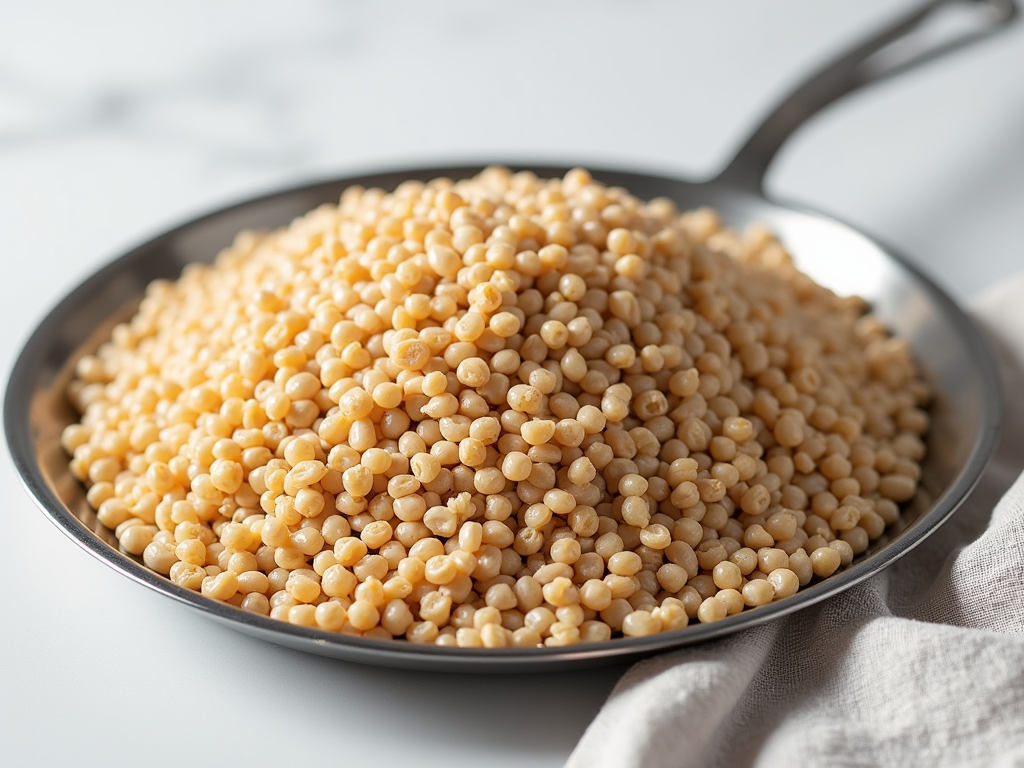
[2,2,1022,766]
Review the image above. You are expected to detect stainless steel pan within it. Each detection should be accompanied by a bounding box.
[4,0,1013,671]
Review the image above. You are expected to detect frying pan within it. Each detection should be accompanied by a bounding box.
[4,0,1013,671]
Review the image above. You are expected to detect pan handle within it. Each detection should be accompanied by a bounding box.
[712,0,1018,194]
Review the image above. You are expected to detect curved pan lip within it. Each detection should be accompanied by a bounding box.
[4,161,1003,673]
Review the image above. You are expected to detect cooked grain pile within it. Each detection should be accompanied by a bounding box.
[61,167,929,646]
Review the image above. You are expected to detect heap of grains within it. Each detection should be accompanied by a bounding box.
[61,167,930,647]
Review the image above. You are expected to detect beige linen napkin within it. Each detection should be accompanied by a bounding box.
[567,275,1024,768]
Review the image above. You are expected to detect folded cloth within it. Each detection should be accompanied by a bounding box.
[566,275,1024,768]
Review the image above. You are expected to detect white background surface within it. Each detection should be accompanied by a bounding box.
[1,2,1022,766]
